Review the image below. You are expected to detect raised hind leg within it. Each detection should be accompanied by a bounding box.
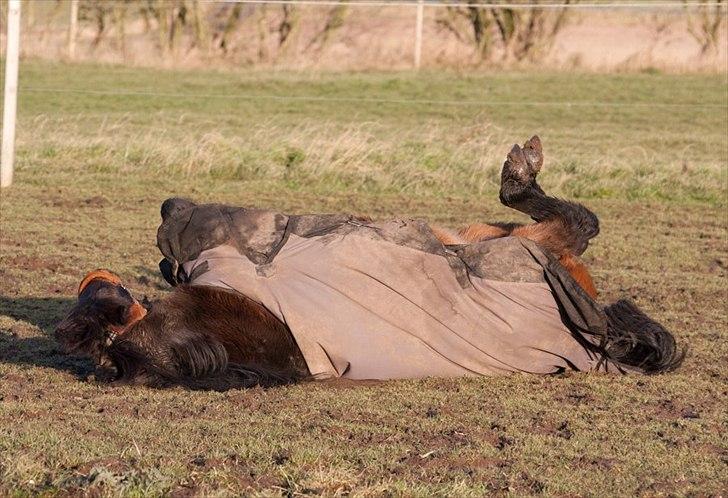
[455,136,599,255]
[501,136,599,297]
[448,136,599,298]
[499,136,599,256]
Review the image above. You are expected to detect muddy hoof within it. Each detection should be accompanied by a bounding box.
[501,136,544,188]
[501,144,532,185]
[522,135,543,174]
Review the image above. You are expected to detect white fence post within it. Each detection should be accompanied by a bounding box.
[1,0,21,188]
[68,0,79,60]
[414,0,424,69]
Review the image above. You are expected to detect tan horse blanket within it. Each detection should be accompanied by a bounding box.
[156,202,617,379]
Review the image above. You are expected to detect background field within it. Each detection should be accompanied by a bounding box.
[12,1,728,72]
[0,60,727,496]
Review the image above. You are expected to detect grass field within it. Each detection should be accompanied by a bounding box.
[0,60,726,496]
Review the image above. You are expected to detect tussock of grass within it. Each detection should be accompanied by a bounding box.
[18,116,727,204]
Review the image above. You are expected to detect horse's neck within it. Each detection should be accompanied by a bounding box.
[137,285,309,376]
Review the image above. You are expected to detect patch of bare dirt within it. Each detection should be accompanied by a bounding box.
[174,453,280,494]
[482,471,546,495]
[42,195,110,209]
[573,456,618,471]
[5,255,65,272]
[652,398,703,421]
[531,419,574,440]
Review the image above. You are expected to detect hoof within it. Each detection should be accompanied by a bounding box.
[522,135,543,174]
[502,144,532,185]
[501,136,544,188]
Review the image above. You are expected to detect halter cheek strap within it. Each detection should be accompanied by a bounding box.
[107,301,148,343]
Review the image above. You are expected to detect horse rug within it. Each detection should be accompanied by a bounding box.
[156,201,616,379]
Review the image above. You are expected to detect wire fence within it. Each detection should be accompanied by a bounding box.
[20,87,728,110]
[214,1,727,9]
[2,1,726,190]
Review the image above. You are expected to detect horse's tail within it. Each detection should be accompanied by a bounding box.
[603,299,685,374]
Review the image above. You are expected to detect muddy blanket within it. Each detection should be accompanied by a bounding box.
[156,199,617,379]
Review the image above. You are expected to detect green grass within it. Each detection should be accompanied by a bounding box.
[0,60,726,496]
[14,60,728,203]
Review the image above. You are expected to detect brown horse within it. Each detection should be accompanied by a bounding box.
[54,137,683,390]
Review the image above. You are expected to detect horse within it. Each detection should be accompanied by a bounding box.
[54,137,683,390]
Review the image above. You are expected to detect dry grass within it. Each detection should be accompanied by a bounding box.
[23,117,514,195]
[0,61,727,496]
[23,117,728,204]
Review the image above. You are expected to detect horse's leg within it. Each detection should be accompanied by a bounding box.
[499,136,599,256]
[555,253,598,298]
[457,223,511,243]
[497,136,599,297]
[444,137,598,297]
[454,136,599,255]
[430,226,467,245]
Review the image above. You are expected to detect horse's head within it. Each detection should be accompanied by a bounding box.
[55,269,147,380]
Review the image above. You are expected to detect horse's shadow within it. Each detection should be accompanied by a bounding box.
[0,295,94,377]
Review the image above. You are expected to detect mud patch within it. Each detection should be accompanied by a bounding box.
[5,255,65,273]
[180,453,279,493]
[652,399,703,421]
[43,195,110,209]
[574,456,618,470]
[536,420,574,440]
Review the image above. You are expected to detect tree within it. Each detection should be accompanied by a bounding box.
[437,0,575,63]
[684,0,726,55]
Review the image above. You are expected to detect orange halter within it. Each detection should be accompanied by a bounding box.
[78,269,123,296]
[78,269,148,340]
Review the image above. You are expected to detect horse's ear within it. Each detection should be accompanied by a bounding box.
[161,198,196,221]
[159,258,179,286]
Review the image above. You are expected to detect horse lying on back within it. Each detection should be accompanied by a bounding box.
[55,137,684,390]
